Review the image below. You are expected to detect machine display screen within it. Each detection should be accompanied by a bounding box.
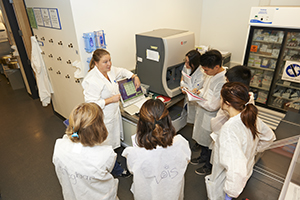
[118,78,143,103]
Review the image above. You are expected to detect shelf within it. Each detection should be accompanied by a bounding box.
[255,99,267,104]
[253,40,282,45]
[250,52,278,59]
[248,65,275,72]
[283,59,300,62]
[272,95,300,102]
[285,46,300,50]
[276,83,300,90]
[250,85,270,91]
[268,105,287,112]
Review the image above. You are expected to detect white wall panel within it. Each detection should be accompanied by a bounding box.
[23,0,203,118]
[24,0,84,118]
[70,0,202,72]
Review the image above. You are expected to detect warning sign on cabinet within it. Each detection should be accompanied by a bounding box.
[282,60,300,83]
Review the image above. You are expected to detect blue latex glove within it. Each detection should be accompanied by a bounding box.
[225,194,232,200]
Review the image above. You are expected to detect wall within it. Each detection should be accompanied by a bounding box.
[199,0,300,65]
[70,0,203,72]
[21,0,203,118]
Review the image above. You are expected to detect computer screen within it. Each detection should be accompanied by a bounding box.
[118,78,143,103]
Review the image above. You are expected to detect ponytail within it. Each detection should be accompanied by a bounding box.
[89,57,95,71]
[221,82,260,140]
[241,103,259,140]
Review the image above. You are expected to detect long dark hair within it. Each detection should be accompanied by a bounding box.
[185,50,201,75]
[221,82,259,139]
[136,99,176,150]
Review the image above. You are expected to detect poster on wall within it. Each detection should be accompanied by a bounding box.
[282,60,300,83]
[33,8,44,26]
[41,8,51,27]
[32,8,62,30]
[48,8,61,29]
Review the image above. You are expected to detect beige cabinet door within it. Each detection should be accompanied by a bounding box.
[11,0,33,59]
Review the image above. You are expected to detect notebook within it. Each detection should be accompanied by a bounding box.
[118,78,148,115]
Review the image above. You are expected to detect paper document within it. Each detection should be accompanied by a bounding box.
[123,97,148,115]
[181,71,192,89]
[182,87,206,102]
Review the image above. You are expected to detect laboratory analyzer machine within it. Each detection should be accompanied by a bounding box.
[135,29,195,98]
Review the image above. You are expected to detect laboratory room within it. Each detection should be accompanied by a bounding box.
[1,0,300,199]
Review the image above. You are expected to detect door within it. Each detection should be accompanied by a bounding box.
[244,27,285,107]
[269,31,300,112]
[11,0,33,59]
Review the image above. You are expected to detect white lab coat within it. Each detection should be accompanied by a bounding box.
[180,66,205,124]
[205,113,275,200]
[209,92,255,164]
[211,92,255,136]
[122,135,191,200]
[192,69,226,147]
[52,135,119,200]
[82,66,133,149]
[30,36,53,106]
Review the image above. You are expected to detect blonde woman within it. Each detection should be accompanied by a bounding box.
[82,49,140,177]
[53,103,119,200]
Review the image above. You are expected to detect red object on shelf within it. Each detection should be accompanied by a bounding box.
[156,95,171,103]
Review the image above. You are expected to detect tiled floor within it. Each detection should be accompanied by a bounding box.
[0,73,207,200]
[1,72,279,200]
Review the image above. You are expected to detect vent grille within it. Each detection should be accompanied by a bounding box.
[257,106,285,130]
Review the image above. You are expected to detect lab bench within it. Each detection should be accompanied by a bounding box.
[121,94,186,147]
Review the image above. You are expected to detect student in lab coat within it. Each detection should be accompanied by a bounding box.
[189,50,226,175]
[122,99,191,200]
[205,82,275,200]
[52,103,119,200]
[82,49,140,177]
[211,65,254,136]
[180,49,204,126]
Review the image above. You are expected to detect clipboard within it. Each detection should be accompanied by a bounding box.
[182,87,206,102]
